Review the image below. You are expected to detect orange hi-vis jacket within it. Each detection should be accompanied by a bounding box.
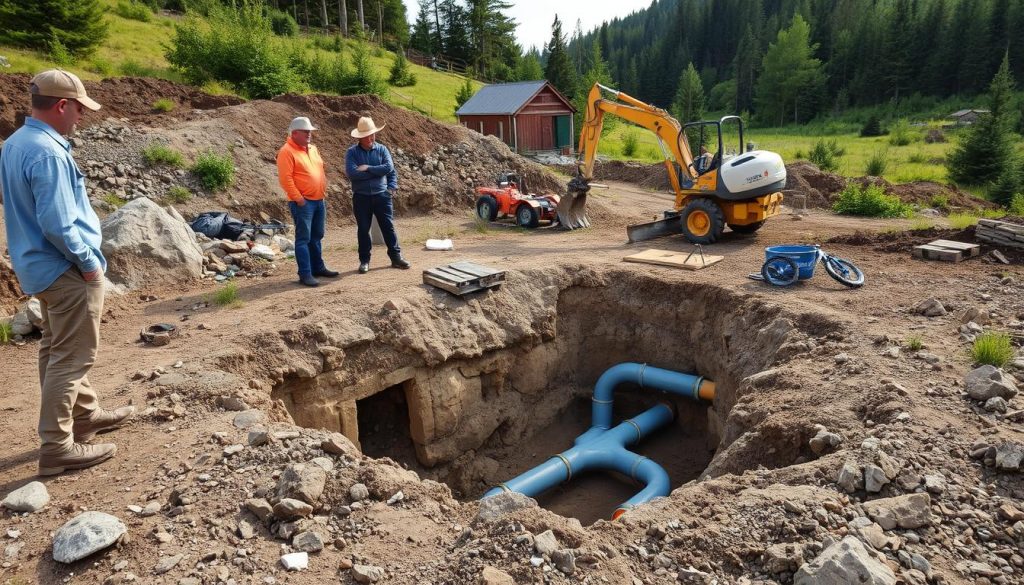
[276,137,326,203]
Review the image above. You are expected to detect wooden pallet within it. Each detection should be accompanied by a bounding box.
[623,248,724,270]
[912,239,981,262]
[423,261,505,295]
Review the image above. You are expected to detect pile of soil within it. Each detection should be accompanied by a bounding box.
[0,74,244,138]
[828,226,976,253]
[0,255,21,315]
[785,161,847,207]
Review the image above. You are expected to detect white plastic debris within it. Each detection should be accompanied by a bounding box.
[249,243,276,260]
[425,238,454,251]
[280,551,308,571]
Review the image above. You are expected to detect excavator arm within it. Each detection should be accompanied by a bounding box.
[558,83,697,229]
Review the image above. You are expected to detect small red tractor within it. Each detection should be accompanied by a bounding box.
[474,172,560,228]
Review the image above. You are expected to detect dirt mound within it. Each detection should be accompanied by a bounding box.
[852,177,997,211]
[0,256,21,315]
[0,73,244,138]
[828,226,976,253]
[785,162,847,208]
[552,160,673,191]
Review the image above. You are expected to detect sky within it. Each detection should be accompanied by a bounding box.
[401,0,656,53]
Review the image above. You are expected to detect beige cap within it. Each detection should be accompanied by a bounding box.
[288,116,318,132]
[351,116,385,138]
[30,69,101,111]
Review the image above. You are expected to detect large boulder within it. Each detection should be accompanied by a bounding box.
[794,536,896,585]
[100,198,203,289]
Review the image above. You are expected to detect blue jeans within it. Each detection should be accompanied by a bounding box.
[289,199,327,277]
[353,192,401,264]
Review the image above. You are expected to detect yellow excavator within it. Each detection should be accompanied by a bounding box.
[558,83,787,244]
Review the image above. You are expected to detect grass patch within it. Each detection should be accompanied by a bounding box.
[152,98,175,112]
[113,0,153,22]
[471,217,491,234]
[210,281,242,307]
[0,320,13,344]
[832,184,913,218]
[102,193,126,208]
[191,150,235,191]
[141,143,185,167]
[906,335,923,351]
[971,332,1014,367]
[865,148,889,176]
[165,185,191,204]
[909,219,934,231]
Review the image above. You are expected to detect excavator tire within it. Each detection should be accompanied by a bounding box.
[681,198,725,244]
[476,195,499,222]
[515,204,540,228]
[727,220,766,235]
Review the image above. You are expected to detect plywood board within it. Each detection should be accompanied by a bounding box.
[623,249,724,270]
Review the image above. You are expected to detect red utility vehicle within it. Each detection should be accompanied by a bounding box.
[474,172,560,228]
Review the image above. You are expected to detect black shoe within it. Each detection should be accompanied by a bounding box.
[390,257,411,269]
[315,269,340,278]
[358,263,369,274]
[299,275,320,287]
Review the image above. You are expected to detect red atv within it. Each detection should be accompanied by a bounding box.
[475,172,560,228]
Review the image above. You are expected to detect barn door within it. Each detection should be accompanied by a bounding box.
[541,116,553,149]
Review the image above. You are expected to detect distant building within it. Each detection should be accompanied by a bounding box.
[456,80,575,153]
[950,109,990,125]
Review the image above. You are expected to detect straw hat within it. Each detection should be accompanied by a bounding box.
[351,116,385,138]
[288,116,318,132]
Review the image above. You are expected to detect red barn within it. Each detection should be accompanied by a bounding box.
[456,80,575,153]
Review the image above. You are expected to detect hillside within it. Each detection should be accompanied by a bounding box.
[0,0,477,123]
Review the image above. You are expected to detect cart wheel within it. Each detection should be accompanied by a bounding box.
[823,256,865,288]
[515,204,540,228]
[761,256,800,287]
[476,195,498,221]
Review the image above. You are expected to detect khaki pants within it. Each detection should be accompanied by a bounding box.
[34,268,103,455]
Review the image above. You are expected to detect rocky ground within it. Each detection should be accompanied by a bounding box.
[1,75,1024,585]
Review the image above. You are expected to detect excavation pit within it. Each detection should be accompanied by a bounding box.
[271,271,829,523]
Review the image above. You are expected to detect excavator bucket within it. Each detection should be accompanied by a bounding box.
[557,176,591,229]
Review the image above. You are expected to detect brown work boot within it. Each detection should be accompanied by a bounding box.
[73,405,135,443]
[38,442,117,476]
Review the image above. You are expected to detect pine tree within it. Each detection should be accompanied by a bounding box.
[0,0,108,56]
[388,48,416,86]
[884,0,914,103]
[734,25,759,113]
[544,15,576,99]
[572,40,616,136]
[672,63,705,124]
[755,14,823,125]
[454,77,475,114]
[439,0,471,63]
[466,0,518,80]
[514,51,544,81]
[947,53,1016,186]
[410,0,435,54]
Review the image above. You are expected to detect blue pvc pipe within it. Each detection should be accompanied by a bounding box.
[483,363,713,519]
[483,404,673,500]
[591,363,707,430]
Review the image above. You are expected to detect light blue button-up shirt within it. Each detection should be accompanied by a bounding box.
[1,117,105,295]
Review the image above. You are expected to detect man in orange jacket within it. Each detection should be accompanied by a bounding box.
[277,116,339,287]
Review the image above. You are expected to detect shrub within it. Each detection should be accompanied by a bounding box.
[832,184,913,218]
[971,332,1013,367]
[888,118,917,146]
[388,50,416,87]
[0,0,108,56]
[340,42,386,96]
[49,34,75,67]
[808,139,843,172]
[1009,193,1024,216]
[929,194,951,212]
[165,0,302,99]
[165,185,191,203]
[113,0,153,22]
[152,98,175,112]
[268,9,299,36]
[621,131,639,157]
[454,77,475,114]
[906,335,923,351]
[142,143,185,167]
[907,151,927,164]
[191,150,235,191]
[990,164,1021,207]
[865,148,889,176]
[909,219,934,231]
[102,193,126,208]
[924,128,946,143]
[310,34,343,52]
[859,115,884,137]
[211,281,241,307]
[0,320,12,344]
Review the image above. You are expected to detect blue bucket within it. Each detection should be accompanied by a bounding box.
[765,245,819,279]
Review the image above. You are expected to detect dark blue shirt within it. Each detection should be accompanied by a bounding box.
[345,142,398,196]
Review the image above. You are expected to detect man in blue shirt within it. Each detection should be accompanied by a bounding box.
[345,116,410,274]
[1,70,133,476]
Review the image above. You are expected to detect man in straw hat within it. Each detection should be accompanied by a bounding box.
[345,116,410,273]
[277,116,339,287]
[0,69,134,476]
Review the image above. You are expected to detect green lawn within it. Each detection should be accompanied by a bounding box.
[598,119,1024,192]
[0,0,476,121]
